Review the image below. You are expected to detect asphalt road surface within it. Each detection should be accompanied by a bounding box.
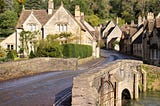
[0,50,136,106]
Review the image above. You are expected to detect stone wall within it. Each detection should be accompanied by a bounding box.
[72,60,143,106]
[0,58,77,81]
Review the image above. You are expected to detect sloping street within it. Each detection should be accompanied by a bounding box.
[0,50,134,106]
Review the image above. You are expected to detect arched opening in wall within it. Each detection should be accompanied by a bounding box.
[121,89,131,106]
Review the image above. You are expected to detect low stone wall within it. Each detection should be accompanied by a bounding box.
[142,64,160,91]
[72,60,143,106]
[78,56,94,65]
[0,58,77,81]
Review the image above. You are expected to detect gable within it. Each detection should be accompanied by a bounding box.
[16,10,52,29]
[44,6,80,29]
[102,21,115,38]
[43,5,83,37]
[23,13,42,31]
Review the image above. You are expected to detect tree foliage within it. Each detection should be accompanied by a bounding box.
[25,0,47,9]
[85,15,100,26]
[0,0,6,13]
[1,0,160,34]
[0,10,18,37]
[19,31,38,55]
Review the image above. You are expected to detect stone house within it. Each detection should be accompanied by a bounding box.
[120,25,131,54]
[120,12,160,66]
[142,12,160,66]
[0,0,99,57]
[101,21,122,51]
[120,17,144,58]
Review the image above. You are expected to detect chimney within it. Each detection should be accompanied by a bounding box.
[81,12,84,21]
[48,0,54,15]
[138,15,142,26]
[75,5,81,21]
[147,12,154,20]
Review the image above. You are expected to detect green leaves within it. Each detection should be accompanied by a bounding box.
[0,46,6,58]
[0,10,18,36]
[62,44,92,58]
[19,31,38,55]
[0,0,6,13]
[85,15,100,26]
[36,39,63,57]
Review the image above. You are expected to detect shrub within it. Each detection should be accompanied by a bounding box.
[29,50,35,58]
[62,44,92,58]
[0,46,6,57]
[35,40,63,57]
[7,50,18,60]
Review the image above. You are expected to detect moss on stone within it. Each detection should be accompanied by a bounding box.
[141,64,160,91]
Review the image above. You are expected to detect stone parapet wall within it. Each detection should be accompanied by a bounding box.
[72,60,143,106]
[0,58,77,81]
[78,56,93,65]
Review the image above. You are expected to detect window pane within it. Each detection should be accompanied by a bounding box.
[11,45,14,50]
[7,45,10,50]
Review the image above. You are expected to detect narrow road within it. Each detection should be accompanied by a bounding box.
[0,50,135,106]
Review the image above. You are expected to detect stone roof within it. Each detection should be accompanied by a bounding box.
[16,10,53,28]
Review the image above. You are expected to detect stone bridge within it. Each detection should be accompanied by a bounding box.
[72,60,146,106]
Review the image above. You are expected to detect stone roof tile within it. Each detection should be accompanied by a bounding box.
[16,10,53,28]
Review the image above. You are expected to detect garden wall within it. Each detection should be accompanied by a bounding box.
[0,58,77,81]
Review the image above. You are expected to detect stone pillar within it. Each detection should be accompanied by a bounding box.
[96,47,100,58]
[142,69,147,92]
[134,74,139,99]
[116,82,121,106]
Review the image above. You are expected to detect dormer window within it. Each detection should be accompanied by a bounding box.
[57,24,68,32]
[28,23,36,31]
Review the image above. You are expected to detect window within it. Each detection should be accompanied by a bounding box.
[7,44,14,50]
[151,49,159,60]
[57,24,68,32]
[28,23,36,31]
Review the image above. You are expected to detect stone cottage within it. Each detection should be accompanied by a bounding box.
[142,12,160,66]
[120,17,144,58]
[0,0,99,57]
[101,21,122,51]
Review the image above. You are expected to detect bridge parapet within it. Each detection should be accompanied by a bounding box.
[72,60,145,106]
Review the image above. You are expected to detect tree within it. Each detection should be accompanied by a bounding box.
[25,0,47,9]
[17,0,26,4]
[0,10,18,37]
[19,31,38,56]
[90,0,111,19]
[0,0,6,13]
[85,14,100,26]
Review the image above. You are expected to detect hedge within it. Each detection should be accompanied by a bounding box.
[62,44,92,58]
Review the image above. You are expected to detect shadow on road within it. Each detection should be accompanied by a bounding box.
[54,87,72,106]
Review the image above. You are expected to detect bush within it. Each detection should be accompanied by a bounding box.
[35,40,63,57]
[0,46,6,57]
[7,50,18,60]
[29,50,35,58]
[62,44,92,58]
